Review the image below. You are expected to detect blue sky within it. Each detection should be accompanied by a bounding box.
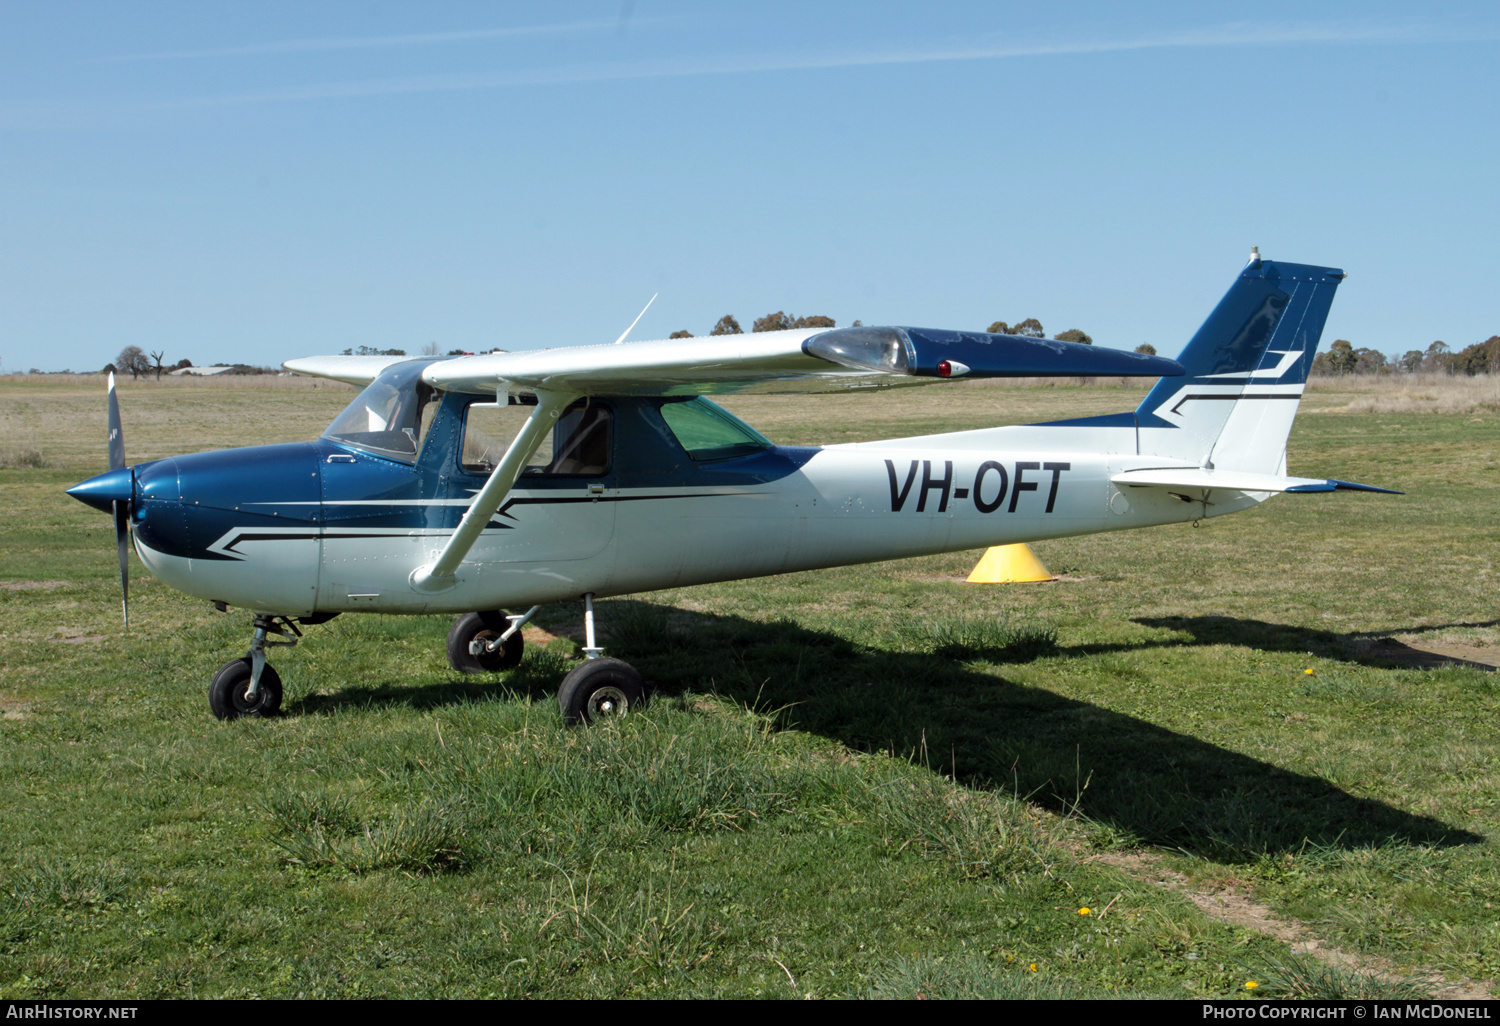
[2,1,1497,372]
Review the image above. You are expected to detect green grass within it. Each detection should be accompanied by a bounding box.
[1,376,1497,997]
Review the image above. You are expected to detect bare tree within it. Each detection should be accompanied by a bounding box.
[116,346,150,380]
[150,350,165,380]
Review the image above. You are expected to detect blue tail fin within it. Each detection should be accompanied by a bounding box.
[1136,254,1344,471]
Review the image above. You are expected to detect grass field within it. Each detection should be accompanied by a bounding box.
[1,374,1497,999]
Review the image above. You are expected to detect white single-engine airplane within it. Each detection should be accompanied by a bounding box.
[69,251,1395,723]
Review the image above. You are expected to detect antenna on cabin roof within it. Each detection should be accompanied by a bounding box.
[1248,245,1261,266]
[613,293,659,345]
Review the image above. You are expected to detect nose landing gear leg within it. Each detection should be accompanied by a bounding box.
[209,614,298,720]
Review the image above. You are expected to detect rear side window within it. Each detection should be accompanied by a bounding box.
[541,404,610,475]
[659,397,773,461]
[460,399,611,476]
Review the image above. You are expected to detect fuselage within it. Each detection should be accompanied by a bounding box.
[101,389,1257,617]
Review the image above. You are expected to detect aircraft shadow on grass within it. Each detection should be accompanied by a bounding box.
[1132,615,1500,673]
[290,600,1483,859]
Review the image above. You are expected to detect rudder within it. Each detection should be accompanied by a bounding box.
[1136,253,1344,472]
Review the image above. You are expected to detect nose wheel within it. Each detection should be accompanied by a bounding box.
[209,659,283,719]
[209,614,299,720]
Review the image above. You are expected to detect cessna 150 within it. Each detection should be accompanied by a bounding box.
[68,251,1394,723]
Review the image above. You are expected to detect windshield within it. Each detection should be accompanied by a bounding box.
[322,361,439,462]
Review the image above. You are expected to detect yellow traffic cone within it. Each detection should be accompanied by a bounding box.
[966,544,1055,583]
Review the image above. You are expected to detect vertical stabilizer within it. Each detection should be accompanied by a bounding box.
[1135,255,1343,471]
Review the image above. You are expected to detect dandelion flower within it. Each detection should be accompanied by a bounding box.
[1246,981,1259,989]
[1078,907,1091,915]
[1029,963,1037,972]
[1304,668,1315,675]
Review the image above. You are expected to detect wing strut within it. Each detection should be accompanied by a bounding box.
[410,387,578,594]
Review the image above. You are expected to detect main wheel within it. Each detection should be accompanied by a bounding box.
[447,611,525,674]
[209,658,283,720]
[557,658,645,726]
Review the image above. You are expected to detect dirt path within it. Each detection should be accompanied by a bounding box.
[1098,851,1493,1000]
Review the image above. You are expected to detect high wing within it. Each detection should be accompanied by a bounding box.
[282,354,418,387]
[420,327,1183,396]
[284,327,1183,395]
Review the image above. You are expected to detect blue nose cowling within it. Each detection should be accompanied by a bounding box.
[67,466,134,514]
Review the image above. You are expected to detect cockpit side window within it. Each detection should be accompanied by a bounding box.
[460,398,611,477]
[460,403,555,474]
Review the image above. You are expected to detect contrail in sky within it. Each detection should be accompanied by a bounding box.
[136,18,1488,109]
[91,20,620,63]
[9,18,1494,129]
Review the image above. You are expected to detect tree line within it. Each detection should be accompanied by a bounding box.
[669,312,842,338]
[1311,337,1500,376]
[107,346,187,380]
[670,313,1165,355]
[104,345,281,378]
[99,326,1499,384]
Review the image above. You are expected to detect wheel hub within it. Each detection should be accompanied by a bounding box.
[586,686,630,719]
[470,631,501,657]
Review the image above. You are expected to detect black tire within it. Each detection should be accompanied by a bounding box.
[447,611,525,674]
[209,658,283,720]
[557,658,645,726]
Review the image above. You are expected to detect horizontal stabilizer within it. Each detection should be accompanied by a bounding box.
[1286,478,1404,495]
[1112,468,1402,494]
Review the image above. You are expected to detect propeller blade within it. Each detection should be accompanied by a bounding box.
[107,371,125,471]
[113,499,130,627]
[108,372,129,625]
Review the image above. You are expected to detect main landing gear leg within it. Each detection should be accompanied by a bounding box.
[209,614,298,720]
[446,606,538,674]
[558,593,645,726]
